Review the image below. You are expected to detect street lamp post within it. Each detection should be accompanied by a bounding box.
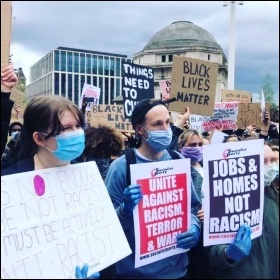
[223,1,244,90]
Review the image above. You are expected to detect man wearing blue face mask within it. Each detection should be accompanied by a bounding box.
[204,141,279,279]
[105,98,201,279]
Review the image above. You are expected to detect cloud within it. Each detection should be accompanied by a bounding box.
[10,1,279,97]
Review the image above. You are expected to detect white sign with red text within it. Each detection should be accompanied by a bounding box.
[130,158,191,268]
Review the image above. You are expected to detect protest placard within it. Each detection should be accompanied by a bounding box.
[209,130,229,144]
[1,162,131,279]
[237,102,262,129]
[169,56,218,116]
[122,62,154,119]
[203,139,264,246]
[201,102,239,132]
[1,1,12,70]
[159,79,171,99]
[79,83,100,110]
[10,87,26,105]
[130,159,191,268]
[221,89,252,103]
[188,114,209,132]
[90,104,133,132]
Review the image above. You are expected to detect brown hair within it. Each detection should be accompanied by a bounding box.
[83,125,124,159]
[20,95,84,158]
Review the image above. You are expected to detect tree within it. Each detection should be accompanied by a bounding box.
[261,73,277,110]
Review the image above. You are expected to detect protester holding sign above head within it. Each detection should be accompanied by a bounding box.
[259,111,279,140]
[204,141,279,279]
[105,98,201,279]
[1,95,100,279]
[1,64,18,156]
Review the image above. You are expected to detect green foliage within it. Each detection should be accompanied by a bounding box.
[261,73,278,110]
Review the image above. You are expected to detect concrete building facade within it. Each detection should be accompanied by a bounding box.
[133,21,228,102]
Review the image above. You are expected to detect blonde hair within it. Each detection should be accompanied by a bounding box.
[178,129,203,150]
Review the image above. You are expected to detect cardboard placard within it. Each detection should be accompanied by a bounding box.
[90,104,134,133]
[237,103,262,129]
[1,1,12,70]
[169,56,218,116]
[221,89,252,103]
[10,87,26,105]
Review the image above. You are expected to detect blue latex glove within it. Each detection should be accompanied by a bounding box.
[75,264,100,279]
[121,184,142,217]
[176,224,200,249]
[225,224,252,261]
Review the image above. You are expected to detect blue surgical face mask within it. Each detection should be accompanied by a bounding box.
[43,129,85,162]
[141,126,172,153]
[264,164,277,186]
[273,163,279,179]
[11,131,19,139]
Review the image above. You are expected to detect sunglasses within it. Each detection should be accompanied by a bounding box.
[12,129,21,132]
[188,143,203,147]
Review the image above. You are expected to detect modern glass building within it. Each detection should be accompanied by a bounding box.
[26,46,132,105]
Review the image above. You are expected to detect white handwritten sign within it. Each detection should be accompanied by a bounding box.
[1,162,131,279]
[201,102,238,132]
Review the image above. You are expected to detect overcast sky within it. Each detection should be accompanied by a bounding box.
[10,1,279,102]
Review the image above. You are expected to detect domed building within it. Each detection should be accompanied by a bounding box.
[133,21,228,102]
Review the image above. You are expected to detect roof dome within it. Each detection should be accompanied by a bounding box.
[142,21,222,53]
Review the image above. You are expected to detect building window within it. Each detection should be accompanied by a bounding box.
[92,55,97,74]
[54,50,59,71]
[74,53,79,73]
[60,51,66,72]
[110,77,115,98]
[86,54,91,74]
[93,76,97,87]
[74,75,79,104]
[104,56,109,76]
[168,55,173,62]
[116,58,120,77]
[161,55,166,63]
[99,77,103,103]
[68,74,73,102]
[105,77,109,104]
[98,56,103,75]
[67,52,73,72]
[61,73,66,97]
[110,57,115,76]
[54,73,59,95]
[80,75,85,95]
[80,54,85,74]
[87,75,91,85]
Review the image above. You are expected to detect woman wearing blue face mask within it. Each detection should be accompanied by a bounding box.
[1,95,85,173]
[1,95,99,279]
[105,98,201,279]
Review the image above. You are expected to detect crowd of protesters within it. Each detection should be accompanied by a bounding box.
[1,64,279,279]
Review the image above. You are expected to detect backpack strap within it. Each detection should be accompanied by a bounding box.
[125,148,136,187]
[125,148,180,186]
[166,149,181,160]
